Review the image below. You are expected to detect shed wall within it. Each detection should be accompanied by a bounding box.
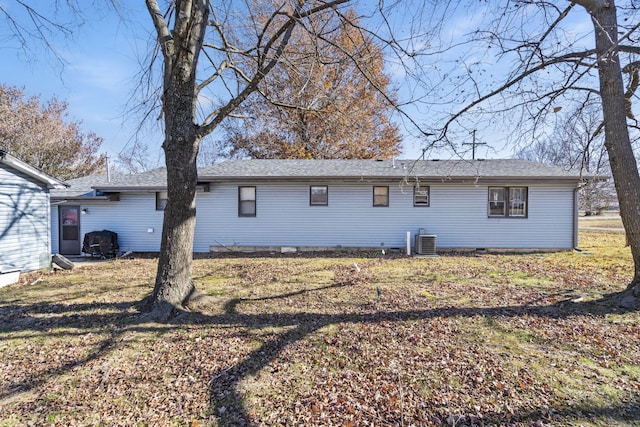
[0,164,52,271]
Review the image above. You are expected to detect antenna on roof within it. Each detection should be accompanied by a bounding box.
[462,130,487,160]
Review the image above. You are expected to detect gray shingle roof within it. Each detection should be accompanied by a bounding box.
[93,168,168,191]
[51,173,111,198]
[52,159,587,197]
[52,169,168,198]
[198,159,584,181]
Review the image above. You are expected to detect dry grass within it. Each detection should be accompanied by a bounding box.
[0,231,638,426]
[579,216,624,230]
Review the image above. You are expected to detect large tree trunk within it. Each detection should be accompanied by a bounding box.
[151,120,200,318]
[145,0,209,319]
[587,0,640,292]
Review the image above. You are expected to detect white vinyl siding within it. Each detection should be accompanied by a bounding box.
[196,182,576,251]
[52,193,165,254]
[50,182,577,254]
[0,165,52,271]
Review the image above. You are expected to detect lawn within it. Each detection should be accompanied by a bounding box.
[579,215,624,230]
[1,230,639,426]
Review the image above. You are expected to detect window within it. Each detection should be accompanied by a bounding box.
[373,186,389,207]
[488,187,527,217]
[238,186,256,217]
[413,186,430,207]
[508,187,527,217]
[156,191,168,211]
[310,185,328,206]
[488,188,505,216]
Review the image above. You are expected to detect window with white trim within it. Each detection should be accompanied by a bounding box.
[238,186,256,217]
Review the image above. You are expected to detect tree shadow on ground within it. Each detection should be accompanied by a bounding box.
[0,285,638,425]
[0,299,171,405]
[196,285,639,425]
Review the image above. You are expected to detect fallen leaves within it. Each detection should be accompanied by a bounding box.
[0,232,639,425]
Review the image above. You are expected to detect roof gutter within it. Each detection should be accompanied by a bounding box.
[199,175,586,184]
[51,195,118,202]
[92,183,209,192]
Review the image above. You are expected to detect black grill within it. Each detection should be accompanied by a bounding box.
[82,230,119,258]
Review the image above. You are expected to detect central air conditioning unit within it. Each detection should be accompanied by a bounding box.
[415,234,437,256]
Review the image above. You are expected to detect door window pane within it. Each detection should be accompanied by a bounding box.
[62,226,79,240]
[61,207,78,225]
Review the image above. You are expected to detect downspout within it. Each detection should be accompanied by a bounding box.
[47,192,52,269]
[573,186,579,249]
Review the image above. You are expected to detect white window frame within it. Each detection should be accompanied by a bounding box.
[238,186,256,217]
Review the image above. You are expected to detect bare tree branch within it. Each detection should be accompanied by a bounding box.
[197,0,350,137]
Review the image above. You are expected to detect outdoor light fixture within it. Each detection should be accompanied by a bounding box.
[81,208,89,214]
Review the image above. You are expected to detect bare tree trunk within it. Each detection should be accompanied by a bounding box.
[151,117,200,318]
[145,0,208,319]
[586,0,640,291]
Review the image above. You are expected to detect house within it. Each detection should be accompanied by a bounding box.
[50,159,587,255]
[0,149,66,280]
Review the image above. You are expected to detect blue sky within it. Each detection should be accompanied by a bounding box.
[1,2,164,163]
[1,1,449,165]
[1,2,599,166]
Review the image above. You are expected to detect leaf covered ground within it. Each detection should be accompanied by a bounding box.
[1,229,639,426]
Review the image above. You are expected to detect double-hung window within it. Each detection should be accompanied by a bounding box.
[508,187,527,217]
[238,186,256,217]
[373,186,389,207]
[488,187,527,217]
